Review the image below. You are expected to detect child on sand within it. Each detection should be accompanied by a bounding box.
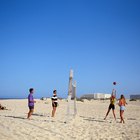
[27,88,36,120]
[51,90,58,117]
[104,94,116,120]
[119,94,127,123]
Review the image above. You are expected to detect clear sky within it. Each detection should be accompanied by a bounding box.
[0,0,140,99]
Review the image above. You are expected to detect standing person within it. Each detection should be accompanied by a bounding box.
[119,94,127,123]
[27,88,36,120]
[51,90,58,117]
[104,95,116,120]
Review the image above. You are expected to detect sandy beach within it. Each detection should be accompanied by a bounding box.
[0,99,140,140]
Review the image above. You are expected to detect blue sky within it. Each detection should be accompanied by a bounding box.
[0,0,140,98]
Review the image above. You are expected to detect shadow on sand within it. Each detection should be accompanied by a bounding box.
[4,115,25,120]
[127,118,136,120]
[0,115,64,138]
[80,116,105,123]
[32,113,51,118]
[84,118,105,123]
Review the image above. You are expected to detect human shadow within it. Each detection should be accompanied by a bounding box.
[2,114,68,124]
[32,113,50,118]
[32,113,44,117]
[4,115,25,120]
[84,118,105,123]
[127,118,136,120]
[80,116,105,123]
[1,115,64,138]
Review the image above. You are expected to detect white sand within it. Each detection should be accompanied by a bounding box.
[0,99,140,140]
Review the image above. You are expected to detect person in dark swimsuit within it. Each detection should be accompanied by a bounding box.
[51,90,58,117]
[104,95,116,120]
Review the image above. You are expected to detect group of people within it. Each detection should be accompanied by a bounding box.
[27,88,58,120]
[104,89,127,123]
[27,87,127,123]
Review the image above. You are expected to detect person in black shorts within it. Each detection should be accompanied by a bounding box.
[109,104,115,110]
[104,95,116,120]
[51,90,58,117]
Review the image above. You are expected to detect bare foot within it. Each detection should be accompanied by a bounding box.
[27,117,31,120]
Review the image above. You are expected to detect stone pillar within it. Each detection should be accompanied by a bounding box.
[67,70,77,116]
[67,69,73,115]
[73,81,77,116]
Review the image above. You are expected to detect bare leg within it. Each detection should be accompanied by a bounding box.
[51,109,54,117]
[120,110,122,123]
[112,109,116,120]
[104,109,111,120]
[122,111,125,123]
[27,109,34,119]
[52,107,56,117]
[120,110,125,123]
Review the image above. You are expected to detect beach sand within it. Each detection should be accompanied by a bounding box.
[0,99,140,140]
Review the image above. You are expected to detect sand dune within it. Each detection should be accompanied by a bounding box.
[0,99,140,140]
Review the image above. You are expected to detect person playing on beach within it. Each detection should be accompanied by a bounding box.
[27,88,36,120]
[0,104,6,110]
[104,94,116,120]
[51,90,58,117]
[119,94,127,123]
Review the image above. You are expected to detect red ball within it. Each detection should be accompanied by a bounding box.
[113,82,116,85]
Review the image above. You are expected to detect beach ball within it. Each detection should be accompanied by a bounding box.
[113,82,116,85]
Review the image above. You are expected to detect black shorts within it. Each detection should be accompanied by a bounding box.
[29,106,34,110]
[109,104,115,110]
[52,102,58,107]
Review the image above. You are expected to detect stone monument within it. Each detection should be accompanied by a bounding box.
[67,69,77,116]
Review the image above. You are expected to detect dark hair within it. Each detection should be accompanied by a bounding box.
[29,88,34,93]
[53,90,57,94]
[120,94,125,99]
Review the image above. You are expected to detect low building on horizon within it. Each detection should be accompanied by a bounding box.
[94,93,111,99]
[80,93,111,100]
[80,94,94,100]
[130,94,140,100]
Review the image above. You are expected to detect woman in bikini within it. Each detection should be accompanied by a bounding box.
[51,90,58,117]
[119,94,127,123]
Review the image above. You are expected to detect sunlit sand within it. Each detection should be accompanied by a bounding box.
[0,99,140,140]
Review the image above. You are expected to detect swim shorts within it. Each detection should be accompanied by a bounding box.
[52,102,58,107]
[29,106,34,110]
[120,106,125,111]
[109,104,115,110]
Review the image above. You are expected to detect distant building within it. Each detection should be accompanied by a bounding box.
[130,94,140,100]
[80,93,111,100]
[80,94,94,99]
[94,93,111,99]
[104,94,111,99]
